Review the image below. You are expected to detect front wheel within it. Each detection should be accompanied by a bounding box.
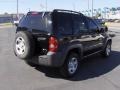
[60,52,80,78]
[102,42,111,57]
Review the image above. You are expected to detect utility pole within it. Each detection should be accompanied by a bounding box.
[17,0,19,20]
[92,0,94,17]
[88,0,90,16]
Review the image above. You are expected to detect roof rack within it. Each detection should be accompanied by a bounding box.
[53,9,82,15]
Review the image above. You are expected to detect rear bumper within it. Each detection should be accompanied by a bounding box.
[27,52,65,67]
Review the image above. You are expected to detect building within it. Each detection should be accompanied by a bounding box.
[0,14,24,23]
[0,14,12,23]
[107,11,120,19]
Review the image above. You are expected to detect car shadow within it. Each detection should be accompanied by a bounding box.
[34,50,120,81]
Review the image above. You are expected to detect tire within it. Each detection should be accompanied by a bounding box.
[14,31,35,59]
[102,42,111,57]
[60,52,80,78]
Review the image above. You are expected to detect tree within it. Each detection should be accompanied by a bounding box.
[111,7,117,11]
[95,12,101,18]
[110,7,117,14]
[117,7,120,10]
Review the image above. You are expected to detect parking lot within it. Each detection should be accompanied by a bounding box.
[0,26,120,90]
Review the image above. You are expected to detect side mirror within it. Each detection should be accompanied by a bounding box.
[96,27,101,33]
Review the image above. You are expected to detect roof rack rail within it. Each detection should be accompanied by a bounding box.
[53,9,81,15]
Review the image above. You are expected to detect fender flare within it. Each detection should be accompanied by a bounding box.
[60,44,83,65]
[103,37,112,50]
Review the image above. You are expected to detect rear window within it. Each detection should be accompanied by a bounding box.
[19,12,52,32]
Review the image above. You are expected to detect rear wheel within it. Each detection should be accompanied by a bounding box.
[60,52,80,78]
[14,31,35,59]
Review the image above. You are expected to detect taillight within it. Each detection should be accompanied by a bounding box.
[49,37,58,52]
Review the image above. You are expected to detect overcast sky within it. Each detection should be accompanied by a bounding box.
[0,0,120,14]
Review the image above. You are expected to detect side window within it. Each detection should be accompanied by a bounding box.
[88,19,98,32]
[56,13,72,35]
[73,15,88,34]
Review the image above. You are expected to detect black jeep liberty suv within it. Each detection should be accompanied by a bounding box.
[14,9,112,77]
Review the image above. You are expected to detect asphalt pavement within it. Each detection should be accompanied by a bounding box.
[0,26,120,90]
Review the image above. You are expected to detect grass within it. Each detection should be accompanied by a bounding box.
[0,23,13,26]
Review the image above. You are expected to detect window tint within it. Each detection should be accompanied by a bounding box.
[73,15,88,34]
[55,13,72,35]
[94,19,103,27]
[19,12,52,32]
[88,18,98,31]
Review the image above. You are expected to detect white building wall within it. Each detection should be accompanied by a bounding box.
[107,11,120,19]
